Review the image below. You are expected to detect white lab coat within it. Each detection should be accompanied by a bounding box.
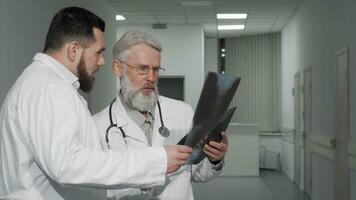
[93,96,223,200]
[0,53,167,200]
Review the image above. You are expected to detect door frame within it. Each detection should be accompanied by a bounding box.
[303,66,312,197]
[293,72,302,187]
[333,46,350,200]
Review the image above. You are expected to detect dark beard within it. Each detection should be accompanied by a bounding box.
[78,56,94,93]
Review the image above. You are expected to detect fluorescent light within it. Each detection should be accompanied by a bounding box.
[180,1,213,6]
[115,15,125,21]
[218,25,245,30]
[217,13,247,19]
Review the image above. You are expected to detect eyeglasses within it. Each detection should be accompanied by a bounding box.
[119,60,165,75]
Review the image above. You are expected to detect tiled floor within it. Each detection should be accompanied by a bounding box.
[260,170,310,200]
[192,170,310,200]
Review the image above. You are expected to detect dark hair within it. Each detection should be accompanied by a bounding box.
[43,7,105,52]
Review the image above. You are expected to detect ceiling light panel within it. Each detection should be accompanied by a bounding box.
[115,15,125,20]
[217,13,247,19]
[218,25,245,30]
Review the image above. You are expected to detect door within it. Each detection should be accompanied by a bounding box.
[294,72,301,186]
[334,47,349,200]
[303,67,312,196]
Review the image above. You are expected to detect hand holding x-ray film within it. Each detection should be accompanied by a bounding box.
[178,72,241,164]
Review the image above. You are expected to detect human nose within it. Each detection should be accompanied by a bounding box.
[98,54,105,66]
[145,69,156,82]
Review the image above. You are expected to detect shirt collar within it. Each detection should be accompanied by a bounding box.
[33,53,80,90]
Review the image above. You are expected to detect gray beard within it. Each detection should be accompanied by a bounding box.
[120,73,158,111]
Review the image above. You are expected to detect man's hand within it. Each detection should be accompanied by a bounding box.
[203,131,228,163]
[164,145,192,173]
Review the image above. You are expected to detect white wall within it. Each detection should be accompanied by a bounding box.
[347,6,356,197]
[222,124,260,176]
[282,0,348,136]
[205,37,218,74]
[345,0,356,143]
[260,135,282,154]
[281,135,294,180]
[0,0,117,114]
[281,0,355,199]
[352,169,356,200]
[280,24,299,129]
[115,25,205,109]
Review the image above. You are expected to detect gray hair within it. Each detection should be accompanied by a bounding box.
[112,30,162,60]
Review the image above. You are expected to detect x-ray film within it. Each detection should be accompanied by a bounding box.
[178,72,241,164]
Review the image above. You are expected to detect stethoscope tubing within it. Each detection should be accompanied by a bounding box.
[105,98,169,149]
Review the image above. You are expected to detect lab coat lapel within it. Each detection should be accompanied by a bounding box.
[112,99,127,128]
[114,98,149,145]
[151,96,174,146]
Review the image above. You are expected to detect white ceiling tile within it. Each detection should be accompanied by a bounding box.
[189,17,216,24]
[118,15,157,24]
[245,26,273,32]
[247,14,278,19]
[216,7,249,13]
[107,0,304,37]
[247,22,274,27]
[185,10,215,16]
[247,18,277,23]
[157,15,187,24]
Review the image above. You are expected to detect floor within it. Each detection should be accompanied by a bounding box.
[192,170,310,200]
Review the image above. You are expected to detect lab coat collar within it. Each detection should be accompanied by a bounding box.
[113,95,175,145]
[33,53,80,90]
[112,97,129,127]
[156,96,175,120]
[113,97,149,145]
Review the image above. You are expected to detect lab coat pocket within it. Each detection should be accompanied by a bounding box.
[159,167,191,200]
[107,129,127,151]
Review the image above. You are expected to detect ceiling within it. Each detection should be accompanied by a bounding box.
[107,0,304,38]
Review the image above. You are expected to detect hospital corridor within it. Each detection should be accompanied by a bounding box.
[1,0,356,200]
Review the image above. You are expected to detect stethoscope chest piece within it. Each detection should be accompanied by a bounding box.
[157,101,170,138]
[159,126,170,137]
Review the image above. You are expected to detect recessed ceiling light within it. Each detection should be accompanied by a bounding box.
[218,25,245,30]
[217,13,247,19]
[180,1,213,6]
[116,15,125,21]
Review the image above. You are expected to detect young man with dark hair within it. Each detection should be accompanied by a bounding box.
[0,7,191,200]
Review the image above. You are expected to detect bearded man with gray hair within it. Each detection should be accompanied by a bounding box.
[93,30,228,199]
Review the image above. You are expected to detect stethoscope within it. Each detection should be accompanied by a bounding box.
[105,99,170,149]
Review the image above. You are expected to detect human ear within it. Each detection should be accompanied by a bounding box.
[67,41,82,62]
[112,59,123,78]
